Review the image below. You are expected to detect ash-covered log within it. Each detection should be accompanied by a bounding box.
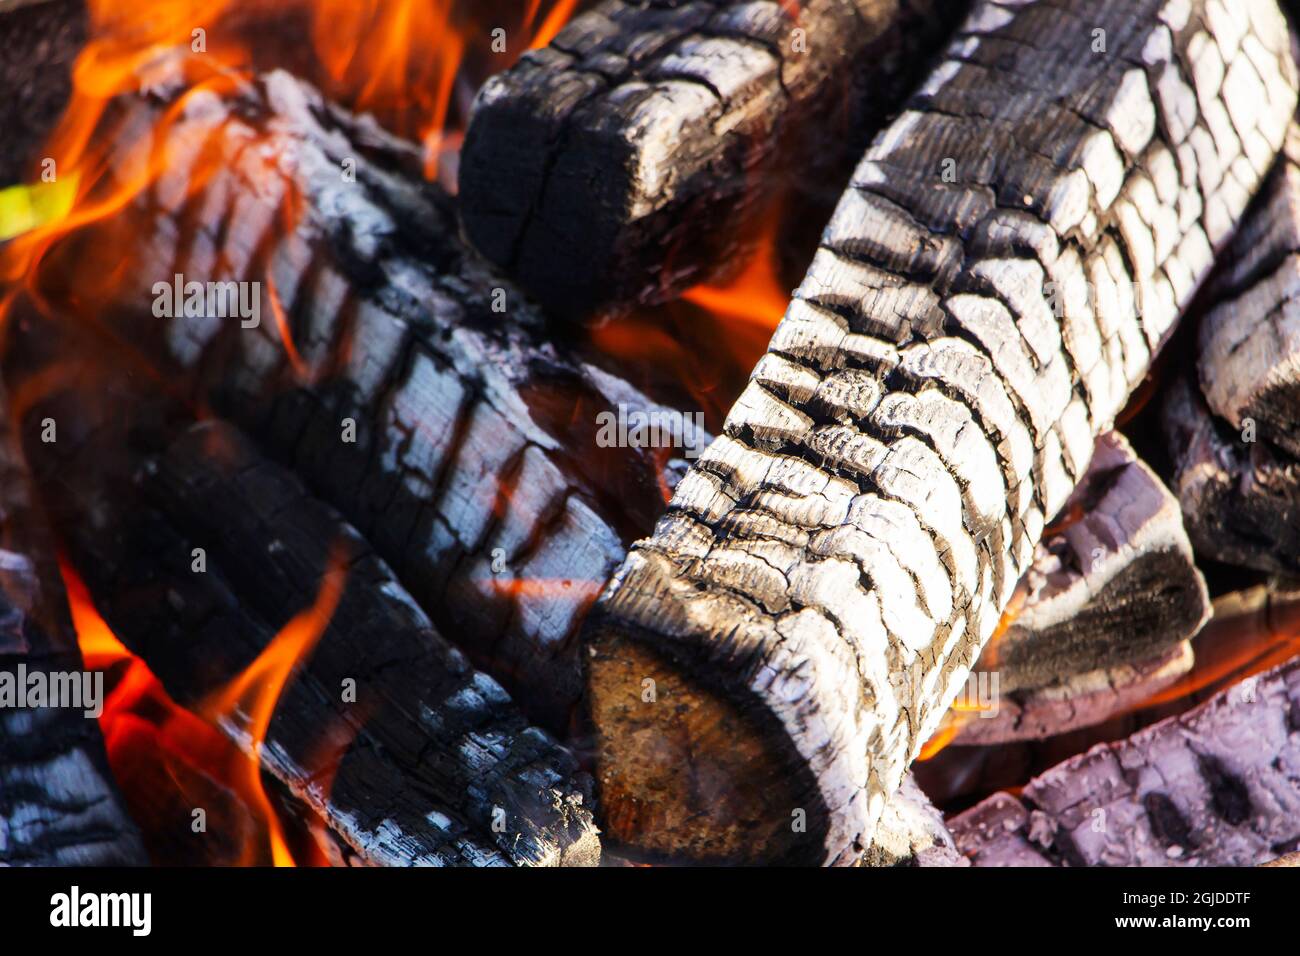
[17,357,601,866]
[25,67,702,735]
[935,432,1208,744]
[459,0,966,317]
[1165,122,1300,572]
[949,655,1300,867]
[0,379,145,865]
[990,432,1209,693]
[863,773,965,867]
[584,0,1298,865]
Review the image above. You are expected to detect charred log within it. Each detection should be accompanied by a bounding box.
[18,362,601,866]
[585,0,1298,865]
[0,380,145,866]
[459,0,966,317]
[1166,122,1300,572]
[1195,124,1300,457]
[1164,375,1300,573]
[949,655,1300,867]
[991,432,1209,693]
[949,641,1194,746]
[0,0,84,187]
[20,67,702,735]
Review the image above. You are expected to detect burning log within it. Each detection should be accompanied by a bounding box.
[459,0,967,317]
[1165,124,1300,572]
[935,432,1208,744]
[949,642,1194,747]
[0,380,145,865]
[19,362,602,866]
[948,655,1300,867]
[584,0,1299,865]
[21,67,704,734]
[990,432,1209,693]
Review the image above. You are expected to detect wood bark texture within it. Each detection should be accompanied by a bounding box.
[1196,123,1300,456]
[37,69,700,734]
[460,0,966,317]
[949,655,1300,866]
[585,0,1299,865]
[0,381,146,865]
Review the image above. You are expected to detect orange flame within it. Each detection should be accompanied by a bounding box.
[198,543,347,867]
[63,545,346,866]
[309,0,464,184]
[527,0,581,49]
[681,214,790,335]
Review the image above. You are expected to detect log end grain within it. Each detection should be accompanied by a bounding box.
[586,631,824,865]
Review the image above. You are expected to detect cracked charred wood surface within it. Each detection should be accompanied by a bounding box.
[459,0,965,317]
[585,0,1299,865]
[949,655,1300,866]
[0,383,145,866]
[1164,375,1300,573]
[44,69,698,735]
[992,432,1209,693]
[950,641,1194,746]
[1166,124,1300,571]
[21,364,601,866]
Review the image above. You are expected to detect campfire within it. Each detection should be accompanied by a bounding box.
[3,0,1300,872]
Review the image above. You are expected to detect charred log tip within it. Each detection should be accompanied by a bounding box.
[584,624,827,866]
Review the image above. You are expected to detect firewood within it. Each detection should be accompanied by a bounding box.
[585,0,1299,865]
[23,68,703,734]
[1165,122,1300,572]
[459,0,966,317]
[19,362,602,866]
[1261,851,1300,866]
[948,655,1300,867]
[950,641,1194,746]
[1164,375,1300,573]
[1195,123,1300,457]
[938,432,1208,744]
[0,379,145,865]
[991,432,1209,693]
[863,773,966,867]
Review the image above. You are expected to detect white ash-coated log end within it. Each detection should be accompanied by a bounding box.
[585,0,1299,866]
